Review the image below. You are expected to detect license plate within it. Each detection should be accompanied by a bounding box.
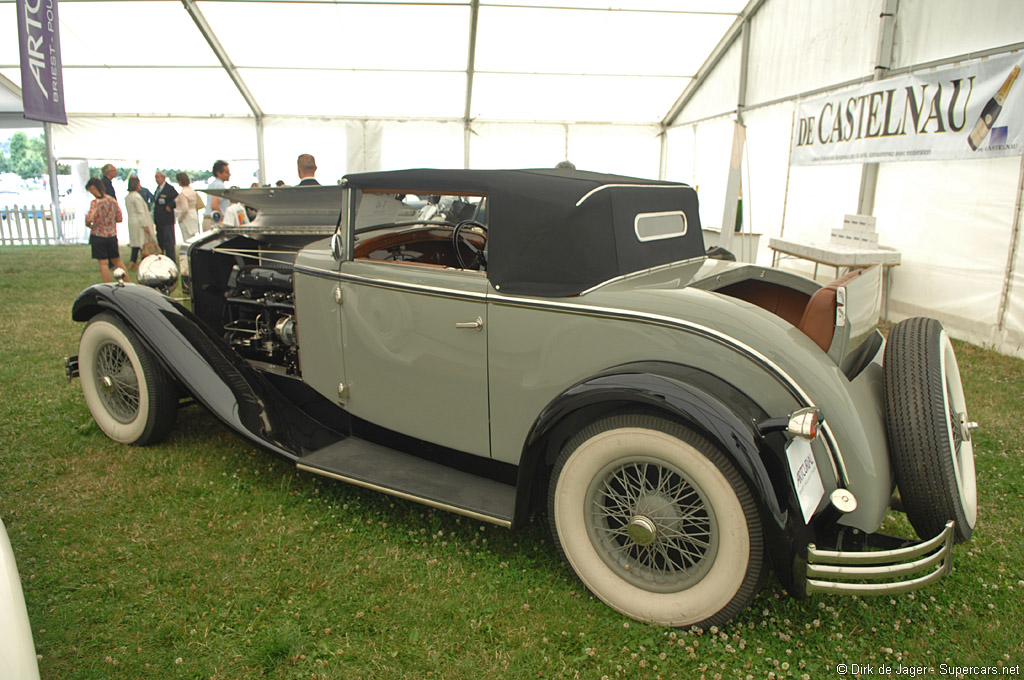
[786,437,825,523]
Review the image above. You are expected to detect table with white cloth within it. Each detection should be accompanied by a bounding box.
[769,237,902,321]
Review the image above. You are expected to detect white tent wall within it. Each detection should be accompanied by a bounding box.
[564,125,662,179]
[666,0,1024,357]
[744,0,878,107]
[262,118,348,186]
[666,117,735,232]
[469,123,568,170]
[466,122,661,177]
[381,121,464,171]
[673,41,742,126]
[739,103,797,262]
[52,116,257,172]
[873,157,1019,340]
[664,126,697,185]
[1005,195,1024,355]
[892,0,1024,67]
[47,116,663,184]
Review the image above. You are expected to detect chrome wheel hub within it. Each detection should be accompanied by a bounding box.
[626,516,657,546]
[957,412,977,443]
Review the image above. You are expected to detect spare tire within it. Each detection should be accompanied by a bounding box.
[883,317,977,543]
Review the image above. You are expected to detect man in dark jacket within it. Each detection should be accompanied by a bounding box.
[152,171,179,259]
[296,154,320,186]
[101,164,117,199]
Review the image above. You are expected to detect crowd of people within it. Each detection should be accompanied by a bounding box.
[84,153,320,283]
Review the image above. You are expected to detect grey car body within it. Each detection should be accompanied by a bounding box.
[68,168,976,627]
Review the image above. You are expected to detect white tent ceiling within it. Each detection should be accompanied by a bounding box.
[1,0,747,124]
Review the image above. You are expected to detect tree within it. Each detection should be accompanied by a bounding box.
[88,166,133,181]
[7,131,49,179]
[159,168,213,183]
[0,150,9,173]
[9,132,29,165]
[15,154,46,179]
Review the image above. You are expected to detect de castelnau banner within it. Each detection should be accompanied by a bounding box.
[791,52,1023,166]
[16,0,67,125]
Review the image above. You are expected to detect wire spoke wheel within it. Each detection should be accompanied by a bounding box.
[587,457,719,593]
[79,312,178,446]
[94,340,141,423]
[548,413,764,628]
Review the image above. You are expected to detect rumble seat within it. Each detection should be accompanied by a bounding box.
[797,268,867,352]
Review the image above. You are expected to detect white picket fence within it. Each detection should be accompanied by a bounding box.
[0,204,76,245]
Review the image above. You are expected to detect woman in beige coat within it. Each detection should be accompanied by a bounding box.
[125,175,155,269]
[175,172,202,240]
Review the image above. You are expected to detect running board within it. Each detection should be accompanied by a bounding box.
[297,438,516,527]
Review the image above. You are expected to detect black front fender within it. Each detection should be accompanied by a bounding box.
[72,283,342,458]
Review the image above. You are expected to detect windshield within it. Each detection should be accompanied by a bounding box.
[352,190,487,234]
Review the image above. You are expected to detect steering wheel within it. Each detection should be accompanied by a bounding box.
[452,220,488,270]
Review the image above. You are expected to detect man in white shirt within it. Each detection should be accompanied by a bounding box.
[203,160,231,230]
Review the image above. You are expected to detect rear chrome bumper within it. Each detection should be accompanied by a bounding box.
[805,521,954,595]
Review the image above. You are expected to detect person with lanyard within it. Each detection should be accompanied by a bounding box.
[152,171,179,259]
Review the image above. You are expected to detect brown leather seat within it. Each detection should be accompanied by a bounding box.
[798,268,867,352]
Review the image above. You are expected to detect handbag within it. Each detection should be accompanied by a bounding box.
[141,227,161,258]
[195,191,205,211]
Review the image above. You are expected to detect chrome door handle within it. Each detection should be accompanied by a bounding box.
[455,316,483,331]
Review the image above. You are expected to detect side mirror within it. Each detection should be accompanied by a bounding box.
[330,232,345,262]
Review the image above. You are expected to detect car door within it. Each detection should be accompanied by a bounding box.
[337,258,491,458]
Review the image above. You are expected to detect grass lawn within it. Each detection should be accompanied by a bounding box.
[1,244,1022,679]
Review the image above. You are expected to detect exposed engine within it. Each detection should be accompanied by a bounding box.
[223,264,299,375]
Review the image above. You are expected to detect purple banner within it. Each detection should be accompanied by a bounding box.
[16,0,67,125]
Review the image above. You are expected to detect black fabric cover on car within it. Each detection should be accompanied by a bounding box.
[344,168,705,298]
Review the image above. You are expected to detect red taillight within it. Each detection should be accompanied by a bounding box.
[787,407,822,440]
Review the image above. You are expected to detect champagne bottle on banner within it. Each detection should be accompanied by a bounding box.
[967,65,1020,150]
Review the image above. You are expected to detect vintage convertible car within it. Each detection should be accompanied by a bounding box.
[66,168,976,627]
[1,517,41,680]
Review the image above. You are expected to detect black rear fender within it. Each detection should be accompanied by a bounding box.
[516,361,813,594]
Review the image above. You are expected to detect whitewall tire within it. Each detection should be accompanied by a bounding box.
[547,413,765,628]
[884,317,977,543]
[79,312,177,446]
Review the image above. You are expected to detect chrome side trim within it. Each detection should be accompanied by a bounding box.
[293,264,489,303]
[297,463,513,528]
[575,183,689,207]
[805,521,954,595]
[292,263,850,488]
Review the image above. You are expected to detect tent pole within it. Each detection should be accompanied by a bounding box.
[182,0,264,180]
[44,122,63,243]
[463,0,480,169]
[996,155,1024,333]
[255,116,266,185]
[661,0,768,128]
[658,127,668,180]
[857,0,899,216]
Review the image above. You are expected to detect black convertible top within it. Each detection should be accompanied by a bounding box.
[344,168,705,298]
